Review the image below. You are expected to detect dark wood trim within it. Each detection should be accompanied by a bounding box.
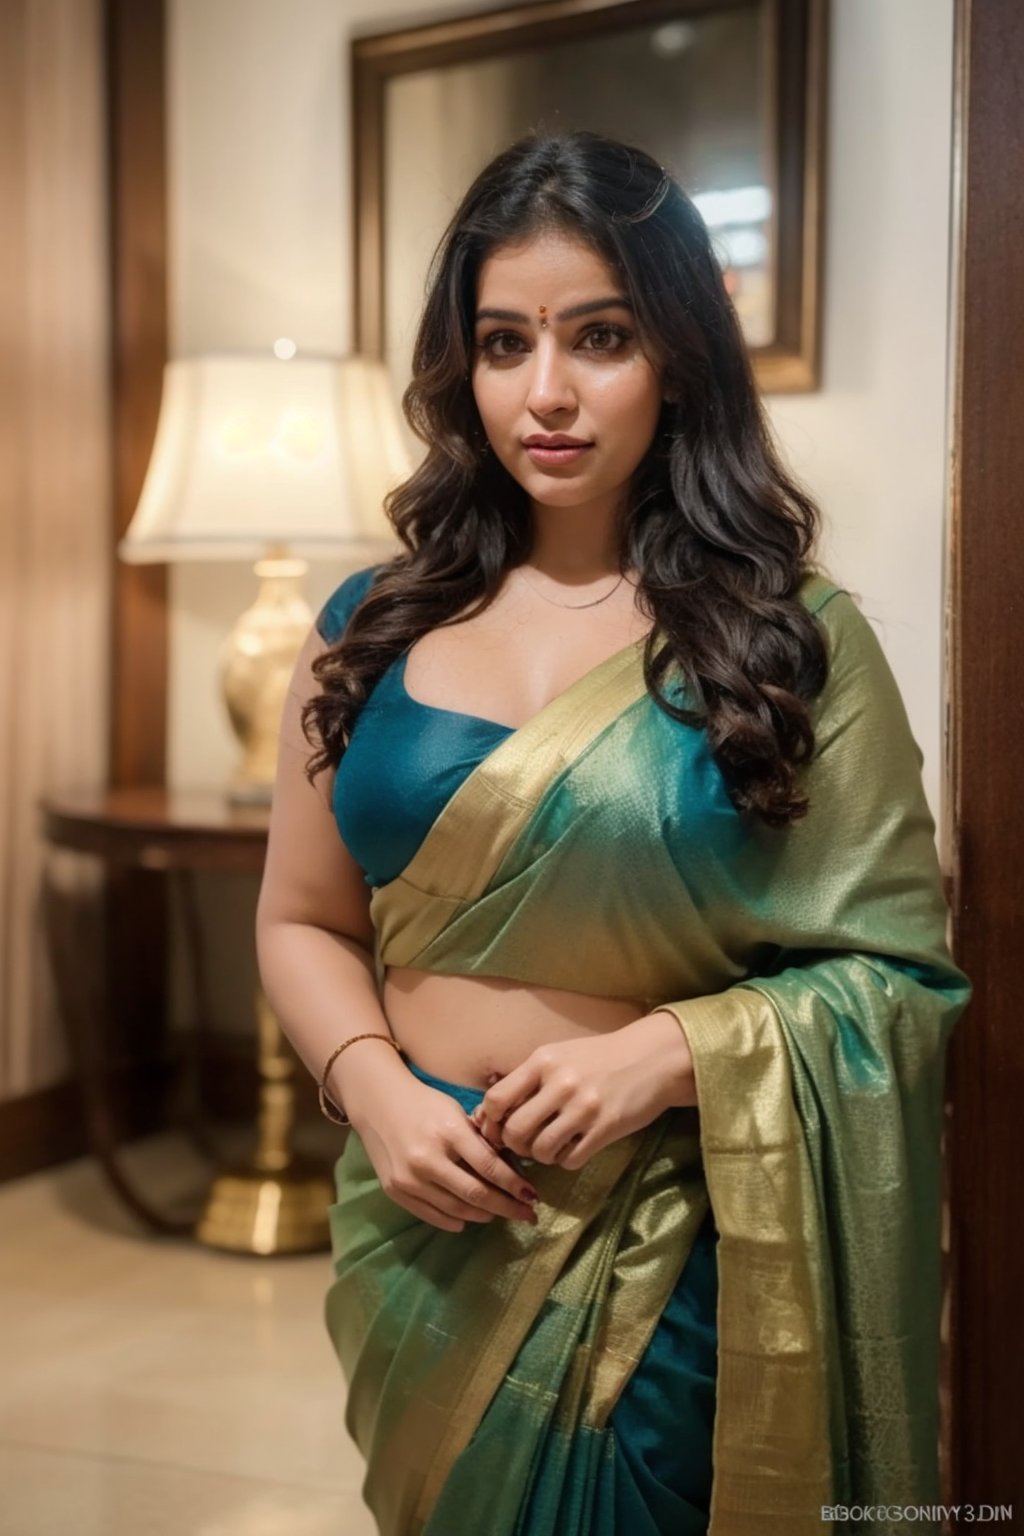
[0,1068,167,1186]
[0,1082,86,1185]
[0,1047,336,1198]
[102,0,171,1134]
[352,0,827,391]
[105,0,168,788]
[946,0,1024,1522]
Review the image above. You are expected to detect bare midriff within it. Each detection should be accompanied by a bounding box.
[374,571,653,1087]
[381,966,649,1089]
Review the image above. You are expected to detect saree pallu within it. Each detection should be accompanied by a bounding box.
[324,573,973,1536]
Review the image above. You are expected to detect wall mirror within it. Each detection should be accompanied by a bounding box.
[352,0,827,397]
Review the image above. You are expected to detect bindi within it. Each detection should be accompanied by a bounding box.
[538,305,548,328]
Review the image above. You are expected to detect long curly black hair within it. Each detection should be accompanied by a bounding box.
[304,128,832,827]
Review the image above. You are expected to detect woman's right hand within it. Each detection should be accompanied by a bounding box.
[351,1072,541,1234]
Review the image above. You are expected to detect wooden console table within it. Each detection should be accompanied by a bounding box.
[41,787,271,1234]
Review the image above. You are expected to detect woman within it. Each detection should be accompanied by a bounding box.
[255,130,971,1536]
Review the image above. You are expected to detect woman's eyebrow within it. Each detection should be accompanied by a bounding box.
[475,297,633,323]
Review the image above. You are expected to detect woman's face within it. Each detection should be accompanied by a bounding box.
[470,230,665,514]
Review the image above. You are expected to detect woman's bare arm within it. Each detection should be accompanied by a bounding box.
[254,626,409,1120]
[256,625,540,1231]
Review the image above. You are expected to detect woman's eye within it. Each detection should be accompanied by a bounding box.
[583,324,631,352]
[478,331,525,359]
[475,323,632,360]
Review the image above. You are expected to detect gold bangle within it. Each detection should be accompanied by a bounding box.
[318,1033,405,1126]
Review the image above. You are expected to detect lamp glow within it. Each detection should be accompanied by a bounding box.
[119,352,410,803]
[119,354,409,564]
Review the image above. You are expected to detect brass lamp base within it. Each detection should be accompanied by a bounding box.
[195,988,337,1256]
[195,1157,334,1255]
[220,549,313,807]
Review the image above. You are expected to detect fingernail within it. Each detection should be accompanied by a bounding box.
[520,1187,539,1203]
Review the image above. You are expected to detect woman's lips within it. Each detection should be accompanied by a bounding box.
[523,442,594,466]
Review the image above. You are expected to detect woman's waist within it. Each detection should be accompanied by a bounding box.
[381,965,651,1089]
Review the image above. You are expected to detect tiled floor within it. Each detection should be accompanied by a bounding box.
[0,1135,376,1535]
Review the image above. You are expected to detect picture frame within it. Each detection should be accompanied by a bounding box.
[351,0,827,395]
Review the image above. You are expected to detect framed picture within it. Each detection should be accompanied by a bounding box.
[351,0,827,396]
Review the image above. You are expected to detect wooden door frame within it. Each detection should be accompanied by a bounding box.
[103,0,170,1134]
[945,0,1024,1521]
[106,0,167,783]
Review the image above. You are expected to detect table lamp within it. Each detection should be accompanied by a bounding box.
[119,351,409,804]
[117,351,409,1255]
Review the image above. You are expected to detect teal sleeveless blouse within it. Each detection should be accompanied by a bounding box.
[315,566,513,888]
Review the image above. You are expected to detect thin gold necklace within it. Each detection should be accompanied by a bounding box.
[516,565,627,610]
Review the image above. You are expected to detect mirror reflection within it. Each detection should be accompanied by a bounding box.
[384,5,773,395]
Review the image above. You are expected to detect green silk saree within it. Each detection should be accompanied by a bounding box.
[324,572,972,1536]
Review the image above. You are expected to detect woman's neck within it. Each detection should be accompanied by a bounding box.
[526,497,624,581]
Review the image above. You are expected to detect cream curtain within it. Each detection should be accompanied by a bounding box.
[0,0,111,1101]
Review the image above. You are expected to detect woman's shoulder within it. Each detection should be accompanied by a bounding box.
[314,563,385,645]
[797,568,891,680]
[796,574,915,747]
[795,565,850,616]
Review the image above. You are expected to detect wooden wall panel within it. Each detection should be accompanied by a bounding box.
[106,0,168,786]
[946,0,1024,1521]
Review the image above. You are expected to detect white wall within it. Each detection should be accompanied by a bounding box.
[768,0,956,821]
[167,0,955,816]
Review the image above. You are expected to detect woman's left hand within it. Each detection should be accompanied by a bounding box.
[469,1012,695,1171]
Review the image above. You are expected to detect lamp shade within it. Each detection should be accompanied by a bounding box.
[119,353,410,562]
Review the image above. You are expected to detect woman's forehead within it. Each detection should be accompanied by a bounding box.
[475,232,622,304]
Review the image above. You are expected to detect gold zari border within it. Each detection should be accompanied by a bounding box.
[655,989,834,1534]
[370,637,651,964]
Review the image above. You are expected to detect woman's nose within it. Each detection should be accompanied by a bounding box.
[525,339,576,415]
